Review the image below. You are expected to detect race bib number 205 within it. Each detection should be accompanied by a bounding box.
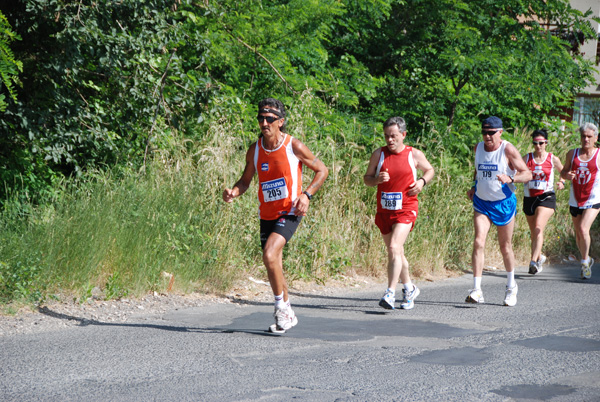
[381,192,402,211]
[261,178,288,202]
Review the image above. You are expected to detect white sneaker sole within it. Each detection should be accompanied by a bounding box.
[268,316,298,333]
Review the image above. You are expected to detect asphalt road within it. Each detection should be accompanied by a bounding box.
[1,262,599,402]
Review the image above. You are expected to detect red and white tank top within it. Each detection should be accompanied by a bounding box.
[524,152,555,197]
[375,146,418,213]
[569,148,600,208]
[253,134,302,220]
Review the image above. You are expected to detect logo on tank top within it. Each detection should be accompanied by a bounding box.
[532,166,546,181]
[576,167,591,185]
[261,162,269,171]
[478,164,498,171]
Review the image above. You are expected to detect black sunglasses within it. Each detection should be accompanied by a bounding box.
[481,129,499,136]
[532,141,547,145]
[257,116,280,124]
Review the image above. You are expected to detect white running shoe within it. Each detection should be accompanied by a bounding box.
[400,286,420,310]
[465,288,485,304]
[528,261,538,275]
[379,290,395,310]
[269,306,298,333]
[503,284,518,307]
[537,254,546,273]
[581,258,594,280]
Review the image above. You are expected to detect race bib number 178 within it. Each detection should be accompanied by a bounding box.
[261,178,288,202]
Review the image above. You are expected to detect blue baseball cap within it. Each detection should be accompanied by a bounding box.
[482,116,502,129]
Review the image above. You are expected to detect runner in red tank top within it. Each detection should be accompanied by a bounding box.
[561,122,600,279]
[364,117,434,311]
[223,98,328,332]
[521,129,565,275]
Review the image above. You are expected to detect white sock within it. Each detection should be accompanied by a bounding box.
[403,282,414,292]
[581,258,590,264]
[274,292,286,309]
[506,271,516,288]
[473,277,482,290]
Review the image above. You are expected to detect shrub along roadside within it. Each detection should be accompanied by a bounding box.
[0,122,591,308]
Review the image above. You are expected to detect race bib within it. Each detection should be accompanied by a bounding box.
[529,180,547,190]
[381,192,403,211]
[261,178,288,202]
[478,164,498,180]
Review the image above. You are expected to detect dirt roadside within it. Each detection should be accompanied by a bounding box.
[0,274,389,337]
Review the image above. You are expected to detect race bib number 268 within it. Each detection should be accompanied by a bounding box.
[261,178,288,202]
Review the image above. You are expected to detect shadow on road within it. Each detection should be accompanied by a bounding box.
[36,306,283,337]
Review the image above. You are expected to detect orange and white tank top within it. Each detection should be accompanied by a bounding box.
[253,134,302,220]
[375,146,418,213]
[524,152,555,197]
[569,148,600,208]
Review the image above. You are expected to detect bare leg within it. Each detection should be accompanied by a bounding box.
[497,217,516,273]
[262,233,289,301]
[382,223,412,290]
[526,207,554,262]
[572,208,600,260]
[472,212,492,278]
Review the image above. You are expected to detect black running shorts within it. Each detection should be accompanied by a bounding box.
[569,203,600,217]
[522,192,556,216]
[259,215,302,249]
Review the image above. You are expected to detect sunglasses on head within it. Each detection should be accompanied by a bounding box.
[532,141,547,145]
[257,115,280,124]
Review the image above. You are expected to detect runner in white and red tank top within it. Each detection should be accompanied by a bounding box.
[364,117,434,311]
[561,122,600,279]
[522,129,565,275]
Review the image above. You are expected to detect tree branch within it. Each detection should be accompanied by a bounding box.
[232,35,299,95]
[143,48,177,170]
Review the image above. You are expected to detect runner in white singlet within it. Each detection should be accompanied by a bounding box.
[465,116,532,307]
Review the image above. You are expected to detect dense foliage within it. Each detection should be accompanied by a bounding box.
[0,10,22,113]
[1,0,598,203]
[0,1,598,304]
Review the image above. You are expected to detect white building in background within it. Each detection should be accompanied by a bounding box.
[571,0,600,126]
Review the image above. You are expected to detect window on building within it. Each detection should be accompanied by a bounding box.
[573,97,600,126]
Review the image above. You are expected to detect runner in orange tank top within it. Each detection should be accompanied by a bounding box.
[364,117,434,311]
[223,98,328,333]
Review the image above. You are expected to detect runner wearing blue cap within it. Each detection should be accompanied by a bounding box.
[466,116,532,306]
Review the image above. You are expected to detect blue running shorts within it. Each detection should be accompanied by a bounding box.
[473,193,517,226]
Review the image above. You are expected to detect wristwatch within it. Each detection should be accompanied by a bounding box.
[303,191,313,200]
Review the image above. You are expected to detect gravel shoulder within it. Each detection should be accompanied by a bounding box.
[0,274,387,337]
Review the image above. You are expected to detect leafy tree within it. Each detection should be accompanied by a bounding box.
[0,10,22,112]
[328,0,599,147]
[1,0,215,201]
[1,0,599,203]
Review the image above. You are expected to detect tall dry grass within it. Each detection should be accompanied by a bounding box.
[0,114,594,305]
